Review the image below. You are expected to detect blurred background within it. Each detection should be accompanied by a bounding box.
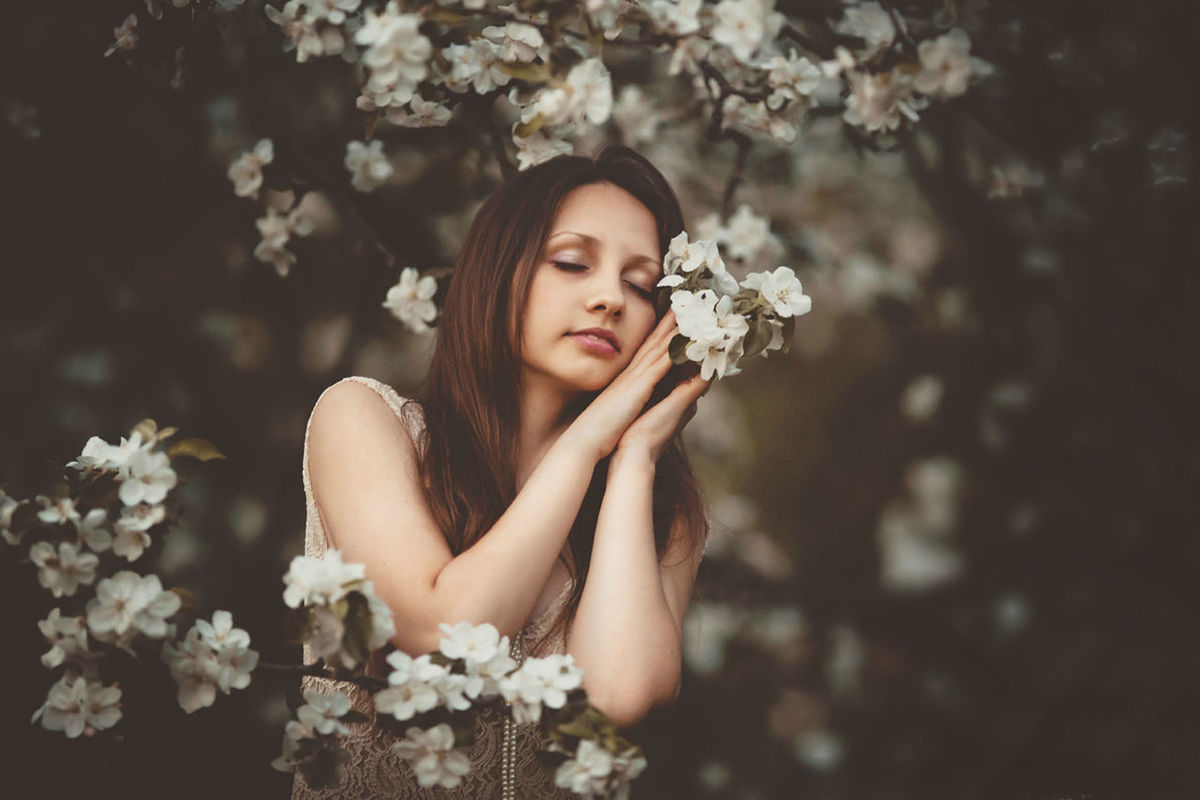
[1,1,1196,798]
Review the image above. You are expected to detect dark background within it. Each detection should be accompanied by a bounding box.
[2,1,1197,798]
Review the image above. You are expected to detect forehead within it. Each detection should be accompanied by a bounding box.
[547,182,660,256]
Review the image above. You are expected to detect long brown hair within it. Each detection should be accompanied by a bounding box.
[406,146,708,656]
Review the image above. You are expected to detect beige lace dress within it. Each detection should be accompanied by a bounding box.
[292,376,578,799]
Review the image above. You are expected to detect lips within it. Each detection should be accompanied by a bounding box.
[568,327,620,353]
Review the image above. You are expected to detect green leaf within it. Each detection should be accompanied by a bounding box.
[425,8,467,25]
[498,62,550,83]
[781,316,797,354]
[169,586,198,611]
[654,285,673,317]
[742,317,774,359]
[512,113,547,139]
[168,437,227,461]
[668,333,691,365]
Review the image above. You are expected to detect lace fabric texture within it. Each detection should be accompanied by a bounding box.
[292,376,578,799]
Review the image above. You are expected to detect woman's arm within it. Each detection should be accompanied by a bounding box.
[307,380,599,657]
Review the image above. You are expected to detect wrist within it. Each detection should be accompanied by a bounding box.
[609,445,656,477]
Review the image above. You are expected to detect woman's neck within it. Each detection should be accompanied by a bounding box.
[515,377,581,491]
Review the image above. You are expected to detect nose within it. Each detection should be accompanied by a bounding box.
[586,265,625,318]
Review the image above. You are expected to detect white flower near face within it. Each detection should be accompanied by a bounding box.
[118,447,177,507]
[644,0,702,36]
[87,571,181,640]
[670,289,719,336]
[77,508,113,553]
[35,495,82,528]
[497,653,584,724]
[913,28,973,99]
[385,94,453,128]
[383,267,439,333]
[711,0,784,64]
[344,140,394,193]
[298,688,352,735]
[264,1,328,63]
[612,85,659,147]
[842,69,928,133]
[554,738,615,794]
[38,608,90,669]
[834,1,896,58]
[740,267,812,318]
[438,621,502,666]
[686,296,749,380]
[482,22,544,62]
[104,13,138,58]
[375,651,444,720]
[30,541,99,598]
[357,5,432,98]
[513,128,574,171]
[765,50,823,110]
[393,724,473,788]
[662,232,723,283]
[227,138,274,199]
[282,549,366,608]
[33,674,122,739]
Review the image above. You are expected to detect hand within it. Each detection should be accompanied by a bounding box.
[564,310,682,463]
[614,365,711,465]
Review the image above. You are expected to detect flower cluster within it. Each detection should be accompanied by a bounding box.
[282,549,396,671]
[658,231,812,380]
[162,610,260,713]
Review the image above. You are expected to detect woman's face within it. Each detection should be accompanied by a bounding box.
[517,181,663,395]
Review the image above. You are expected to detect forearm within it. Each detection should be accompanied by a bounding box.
[428,430,598,647]
[568,450,680,724]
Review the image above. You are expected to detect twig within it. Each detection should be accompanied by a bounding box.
[257,660,390,692]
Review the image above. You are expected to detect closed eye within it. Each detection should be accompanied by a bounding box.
[554,261,653,300]
[553,261,587,272]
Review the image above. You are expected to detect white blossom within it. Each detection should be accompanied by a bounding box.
[438,621,502,665]
[513,128,574,171]
[393,723,473,788]
[86,570,181,640]
[711,0,784,64]
[671,290,749,380]
[900,374,944,423]
[76,508,113,553]
[497,653,584,724]
[67,430,146,476]
[227,138,274,199]
[30,541,99,598]
[282,549,365,608]
[519,58,613,128]
[765,50,823,110]
[383,267,438,333]
[612,85,659,147]
[842,69,928,133]
[555,738,615,794]
[740,267,812,318]
[33,674,122,739]
[35,495,82,528]
[253,206,314,277]
[299,0,360,26]
[356,3,432,101]
[482,22,544,62]
[112,502,165,561]
[375,651,445,720]
[720,204,783,263]
[344,140,394,192]
[834,1,896,58]
[441,40,511,95]
[38,608,90,669]
[721,94,797,144]
[643,0,702,36]
[385,94,453,128]
[913,28,974,99]
[104,14,138,58]
[265,1,341,63]
[0,489,19,545]
[298,688,352,734]
[118,447,177,507]
[163,611,257,713]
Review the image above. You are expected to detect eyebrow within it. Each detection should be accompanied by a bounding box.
[547,230,661,270]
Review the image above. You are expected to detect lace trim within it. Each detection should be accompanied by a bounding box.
[293,376,577,799]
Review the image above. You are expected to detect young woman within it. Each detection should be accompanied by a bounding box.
[293,146,712,798]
